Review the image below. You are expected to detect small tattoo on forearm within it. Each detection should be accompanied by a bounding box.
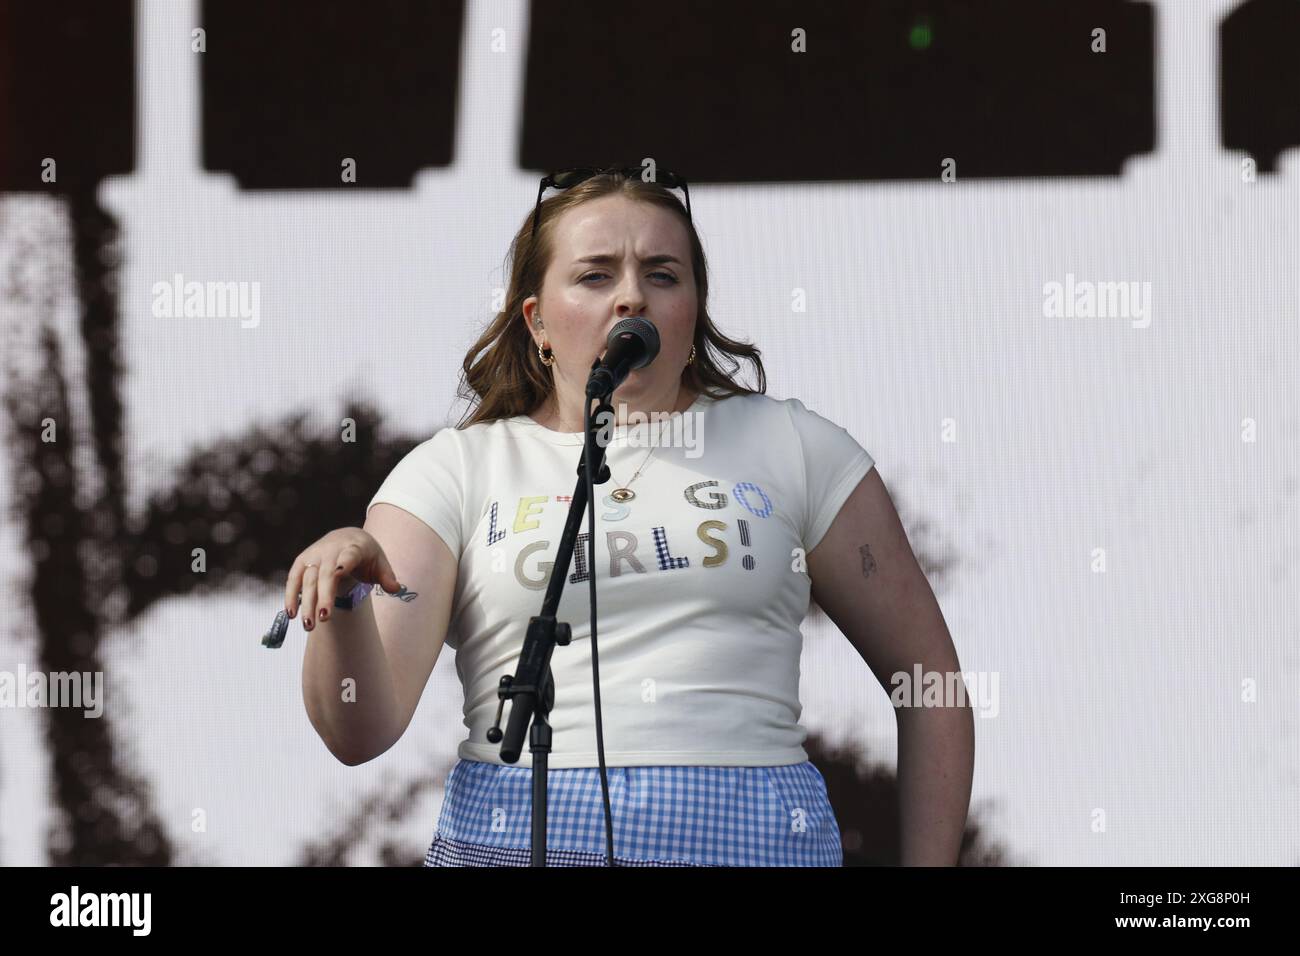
[859,544,877,580]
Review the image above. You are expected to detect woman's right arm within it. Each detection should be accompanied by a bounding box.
[297,504,459,766]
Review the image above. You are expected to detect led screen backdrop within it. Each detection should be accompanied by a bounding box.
[0,0,1295,866]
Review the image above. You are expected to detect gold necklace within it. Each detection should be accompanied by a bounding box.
[536,408,663,504]
[539,394,689,502]
[608,442,658,503]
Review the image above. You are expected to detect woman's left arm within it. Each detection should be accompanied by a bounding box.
[806,466,975,866]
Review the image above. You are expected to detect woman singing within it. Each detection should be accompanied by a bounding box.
[290,167,973,866]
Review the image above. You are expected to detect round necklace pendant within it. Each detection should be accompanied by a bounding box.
[611,488,636,502]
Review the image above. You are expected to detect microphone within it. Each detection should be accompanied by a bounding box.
[585,316,660,398]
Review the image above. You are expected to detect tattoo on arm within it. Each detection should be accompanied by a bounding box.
[859,544,877,580]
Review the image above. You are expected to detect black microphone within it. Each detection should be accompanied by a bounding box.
[585,316,660,398]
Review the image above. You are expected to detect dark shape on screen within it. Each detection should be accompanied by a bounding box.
[296,764,453,866]
[118,401,415,623]
[804,733,1011,866]
[521,0,1155,181]
[201,0,464,189]
[1220,0,1300,174]
[4,192,170,865]
[0,0,135,192]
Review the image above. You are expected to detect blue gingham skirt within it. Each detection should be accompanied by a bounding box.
[424,758,843,867]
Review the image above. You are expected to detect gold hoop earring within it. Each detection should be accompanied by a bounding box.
[687,344,696,365]
[538,342,555,367]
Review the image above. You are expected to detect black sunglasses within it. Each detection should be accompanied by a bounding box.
[531,165,691,240]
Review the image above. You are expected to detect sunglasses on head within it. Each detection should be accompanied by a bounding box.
[531,165,691,239]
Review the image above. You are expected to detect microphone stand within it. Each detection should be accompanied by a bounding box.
[487,370,615,867]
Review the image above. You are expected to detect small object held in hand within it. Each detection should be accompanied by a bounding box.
[262,581,418,649]
[262,609,290,649]
[333,580,374,610]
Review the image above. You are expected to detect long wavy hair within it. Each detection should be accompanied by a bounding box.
[454,171,766,428]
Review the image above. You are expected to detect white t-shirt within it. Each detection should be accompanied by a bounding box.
[366,390,874,768]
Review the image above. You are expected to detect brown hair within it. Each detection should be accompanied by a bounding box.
[453,171,766,428]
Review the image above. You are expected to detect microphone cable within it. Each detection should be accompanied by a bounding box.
[583,391,618,867]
